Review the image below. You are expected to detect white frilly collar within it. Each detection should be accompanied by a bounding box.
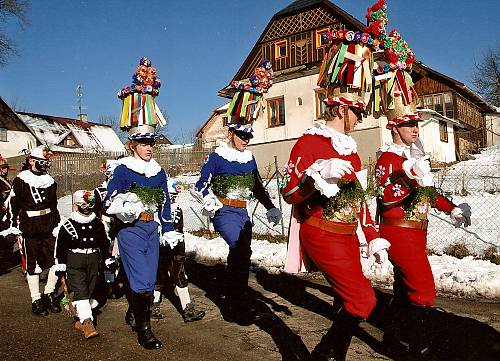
[303,122,357,156]
[118,156,162,178]
[69,211,96,224]
[378,142,412,159]
[214,143,253,163]
[17,170,54,188]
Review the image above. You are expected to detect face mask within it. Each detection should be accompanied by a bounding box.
[34,160,49,173]
[77,203,94,215]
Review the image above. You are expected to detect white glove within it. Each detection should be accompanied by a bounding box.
[412,156,431,178]
[202,194,223,218]
[266,207,282,225]
[161,231,184,248]
[318,158,354,179]
[368,238,391,265]
[450,203,471,227]
[104,257,117,268]
[53,263,66,273]
[107,192,144,223]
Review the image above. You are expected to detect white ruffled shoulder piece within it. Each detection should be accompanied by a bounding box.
[303,122,357,156]
[378,142,412,160]
[17,170,54,188]
[70,211,96,224]
[214,143,253,163]
[118,156,162,178]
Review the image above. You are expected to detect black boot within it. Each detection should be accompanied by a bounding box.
[124,288,136,329]
[132,292,162,350]
[310,308,361,361]
[382,301,409,357]
[31,298,49,316]
[42,292,61,313]
[407,305,433,359]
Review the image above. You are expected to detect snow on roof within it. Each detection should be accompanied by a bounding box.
[17,113,125,153]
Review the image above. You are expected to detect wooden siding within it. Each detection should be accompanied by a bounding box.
[454,93,485,129]
[414,76,452,95]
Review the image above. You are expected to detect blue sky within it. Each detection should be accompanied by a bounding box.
[0,0,498,142]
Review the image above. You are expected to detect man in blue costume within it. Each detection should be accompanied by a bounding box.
[105,57,181,349]
[195,60,282,325]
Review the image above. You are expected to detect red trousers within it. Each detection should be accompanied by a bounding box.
[380,225,435,306]
[300,223,376,319]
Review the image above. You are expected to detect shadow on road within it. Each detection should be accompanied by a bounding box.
[186,260,310,361]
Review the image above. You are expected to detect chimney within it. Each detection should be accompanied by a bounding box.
[77,113,88,122]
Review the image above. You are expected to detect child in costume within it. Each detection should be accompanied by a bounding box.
[104,57,181,350]
[280,4,391,359]
[195,60,282,325]
[152,180,205,322]
[54,190,109,339]
[2,145,62,316]
[371,8,471,356]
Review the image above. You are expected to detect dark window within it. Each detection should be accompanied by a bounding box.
[275,40,287,59]
[0,128,6,142]
[444,92,454,118]
[434,94,444,115]
[267,97,285,128]
[222,116,228,126]
[315,90,327,119]
[316,28,329,48]
[439,120,448,143]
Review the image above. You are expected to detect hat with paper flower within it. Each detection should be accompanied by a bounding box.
[167,180,184,195]
[369,1,421,129]
[316,0,388,112]
[73,190,95,207]
[117,57,167,141]
[225,60,273,134]
[30,145,53,161]
[0,154,8,169]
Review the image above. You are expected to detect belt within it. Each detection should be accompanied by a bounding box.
[71,248,98,254]
[381,217,428,230]
[137,211,155,222]
[25,208,51,217]
[304,216,358,235]
[217,196,247,208]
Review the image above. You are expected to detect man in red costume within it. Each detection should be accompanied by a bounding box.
[375,107,471,357]
[280,18,391,357]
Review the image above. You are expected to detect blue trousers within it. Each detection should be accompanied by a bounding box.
[117,221,159,293]
[213,206,252,288]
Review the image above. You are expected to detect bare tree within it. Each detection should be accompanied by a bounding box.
[471,44,500,107]
[0,0,30,66]
[97,115,128,142]
[8,96,28,112]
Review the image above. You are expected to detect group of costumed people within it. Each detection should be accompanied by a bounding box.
[279,1,471,360]
[0,0,474,359]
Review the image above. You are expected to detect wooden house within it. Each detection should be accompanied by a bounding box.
[198,0,496,169]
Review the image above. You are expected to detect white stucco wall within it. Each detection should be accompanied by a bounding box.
[486,112,500,147]
[0,130,37,158]
[419,118,456,163]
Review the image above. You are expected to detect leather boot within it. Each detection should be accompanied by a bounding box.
[132,292,162,350]
[43,292,61,313]
[75,318,99,339]
[407,305,433,359]
[382,301,408,357]
[310,308,361,361]
[151,302,163,320]
[31,298,49,316]
[124,288,136,329]
[182,303,205,323]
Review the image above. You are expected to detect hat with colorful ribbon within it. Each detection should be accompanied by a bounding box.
[368,1,420,129]
[225,60,273,133]
[117,57,167,140]
[316,0,390,112]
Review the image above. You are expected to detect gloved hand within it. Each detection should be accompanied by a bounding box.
[104,257,118,268]
[318,158,354,179]
[107,192,144,223]
[412,156,431,178]
[53,263,66,275]
[450,203,471,227]
[202,194,223,218]
[368,238,391,265]
[266,207,282,225]
[161,231,184,248]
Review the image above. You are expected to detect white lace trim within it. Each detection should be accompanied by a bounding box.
[378,142,412,159]
[303,122,357,155]
[118,156,162,178]
[214,143,253,163]
[69,211,96,224]
[17,170,54,188]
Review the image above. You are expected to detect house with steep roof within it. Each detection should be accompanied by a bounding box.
[197,0,497,169]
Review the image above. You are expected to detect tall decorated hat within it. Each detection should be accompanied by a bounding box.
[225,60,273,134]
[369,1,420,129]
[117,57,167,140]
[316,0,389,112]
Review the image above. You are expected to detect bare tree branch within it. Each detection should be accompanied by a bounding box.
[0,0,30,66]
[471,44,500,107]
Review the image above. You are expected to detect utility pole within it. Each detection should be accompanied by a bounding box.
[74,84,87,121]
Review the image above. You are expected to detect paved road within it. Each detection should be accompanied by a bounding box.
[1,259,499,361]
